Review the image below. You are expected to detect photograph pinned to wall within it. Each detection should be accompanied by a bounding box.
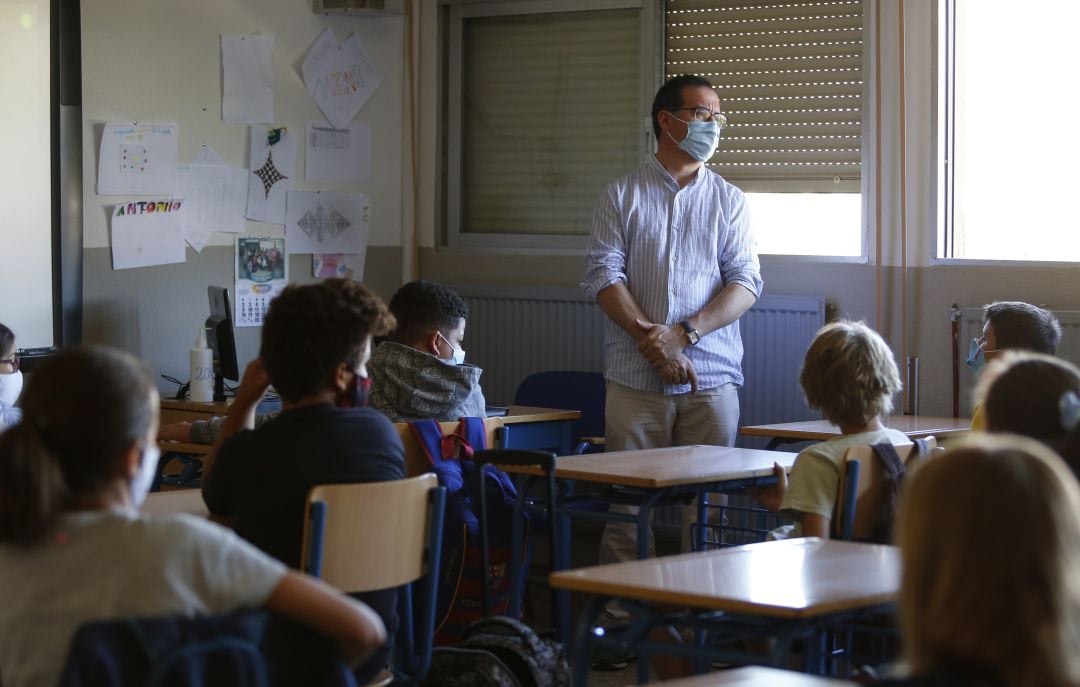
[222,34,274,124]
[176,145,249,252]
[312,252,365,281]
[301,28,383,130]
[110,199,186,270]
[305,120,371,184]
[285,190,369,255]
[246,125,296,225]
[98,122,178,195]
[235,236,288,327]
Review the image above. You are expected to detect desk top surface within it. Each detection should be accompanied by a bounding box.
[500,444,795,488]
[158,441,212,456]
[653,666,856,686]
[160,399,578,423]
[741,415,971,441]
[142,489,209,518]
[549,538,899,618]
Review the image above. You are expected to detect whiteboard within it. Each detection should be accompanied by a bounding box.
[0,0,54,348]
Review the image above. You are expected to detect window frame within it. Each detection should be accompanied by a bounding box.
[443,0,660,251]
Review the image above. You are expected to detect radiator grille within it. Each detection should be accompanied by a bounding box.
[454,286,823,430]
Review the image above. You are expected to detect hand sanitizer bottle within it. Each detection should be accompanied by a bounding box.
[189,327,214,403]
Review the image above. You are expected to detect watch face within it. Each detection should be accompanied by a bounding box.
[688,330,700,345]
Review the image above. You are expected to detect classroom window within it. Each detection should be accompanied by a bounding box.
[445,1,653,250]
[666,0,865,257]
[940,0,1080,262]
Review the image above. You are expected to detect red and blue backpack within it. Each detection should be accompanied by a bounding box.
[409,418,530,645]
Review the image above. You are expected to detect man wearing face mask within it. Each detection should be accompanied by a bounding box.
[584,75,763,606]
[201,279,404,685]
[0,323,22,432]
[967,300,1061,430]
[367,280,487,422]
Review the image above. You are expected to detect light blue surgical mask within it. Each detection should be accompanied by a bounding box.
[437,331,467,366]
[966,337,987,374]
[667,116,722,162]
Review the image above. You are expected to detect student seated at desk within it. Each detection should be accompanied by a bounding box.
[0,346,384,687]
[0,322,23,431]
[752,320,908,539]
[975,351,1080,474]
[966,301,1061,431]
[874,437,1080,687]
[201,279,404,684]
[367,279,487,421]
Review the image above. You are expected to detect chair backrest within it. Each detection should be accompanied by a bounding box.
[301,473,440,593]
[396,417,503,476]
[513,371,606,441]
[835,437,937,541]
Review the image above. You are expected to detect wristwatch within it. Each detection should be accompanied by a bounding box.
[679,320,700,346]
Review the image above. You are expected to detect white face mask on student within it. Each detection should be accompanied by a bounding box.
[130,444,160,508]
[0,370,23,408]
[437,331,467,365]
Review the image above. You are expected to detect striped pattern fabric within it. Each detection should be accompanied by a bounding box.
[583,158,763,395]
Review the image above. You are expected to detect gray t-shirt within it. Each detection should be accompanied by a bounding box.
[0,509,287,687]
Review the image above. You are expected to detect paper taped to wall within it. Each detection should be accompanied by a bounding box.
[110,200,186,270]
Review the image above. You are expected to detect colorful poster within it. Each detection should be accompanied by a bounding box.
[245,126,297,225]
[222,34,274,124]
[235,236,288,327]
[301,29,382,130]
[110,200,186,269]
[285,191,369,255]
[312,252,365,281]
[98,122,178,195]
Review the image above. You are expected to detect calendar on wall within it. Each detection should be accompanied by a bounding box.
[235,236,288,327]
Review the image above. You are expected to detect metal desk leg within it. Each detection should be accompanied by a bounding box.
[509,475,537,619]
[571,595,609,687]
[695,491,709,551]
[635,491,667,560]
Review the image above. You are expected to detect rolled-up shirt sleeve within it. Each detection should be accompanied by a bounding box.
[718,188,763,298]
[583,185,628,299]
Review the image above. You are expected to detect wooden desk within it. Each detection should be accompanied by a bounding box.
[653,666,855,686]
[499,445,797,641]
[551,539,898,683]
[142,489,209,518]
[741,415,971,450]
[160,398,230,425]
[158,441,211,456]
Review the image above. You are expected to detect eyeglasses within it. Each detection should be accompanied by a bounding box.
[673,107,728,128]
[0,355,20,372]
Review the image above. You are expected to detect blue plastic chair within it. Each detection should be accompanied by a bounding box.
[302,475,446,686]
[512,371,606,454]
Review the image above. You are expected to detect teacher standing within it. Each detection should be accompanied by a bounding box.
[583,74,763,570]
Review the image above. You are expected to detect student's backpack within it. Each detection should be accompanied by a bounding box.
[864,438,934,544]
[410,418,528,645]
[422,617,569,687]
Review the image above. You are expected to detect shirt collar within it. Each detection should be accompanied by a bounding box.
[649,156,705,190]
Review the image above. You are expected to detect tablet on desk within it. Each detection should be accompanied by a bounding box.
[485,405,510,418]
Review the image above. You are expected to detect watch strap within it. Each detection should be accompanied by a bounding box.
[679,320,700,345]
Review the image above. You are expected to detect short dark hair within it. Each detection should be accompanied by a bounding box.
[388,280,468,343]
[0,323,13,358]
[261,279,394,401]
[651,74,715,140]
[984,301,1062,354]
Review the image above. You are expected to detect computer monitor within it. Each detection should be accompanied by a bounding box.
[205,286,240,402]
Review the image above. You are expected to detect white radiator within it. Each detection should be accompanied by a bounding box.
[453,285,824,434]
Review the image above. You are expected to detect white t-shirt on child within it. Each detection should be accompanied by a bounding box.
[0,509,287,687]
[779,428,910,537]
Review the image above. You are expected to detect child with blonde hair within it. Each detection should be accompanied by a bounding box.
[874,436,1080,687]
[754,320,907,538]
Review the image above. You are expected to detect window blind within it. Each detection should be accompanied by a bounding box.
[666,0,863,192]
[459,8,640,236]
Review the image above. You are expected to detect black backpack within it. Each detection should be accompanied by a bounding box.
[865,438,934,544]
[423,617,569,687]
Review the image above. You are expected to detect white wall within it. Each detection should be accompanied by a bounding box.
[81,0,405,251]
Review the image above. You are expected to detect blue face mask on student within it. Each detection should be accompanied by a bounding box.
[667,116,722,162]
[966,337,987,374]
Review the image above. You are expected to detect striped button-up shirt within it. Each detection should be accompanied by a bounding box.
[583,157,763,395]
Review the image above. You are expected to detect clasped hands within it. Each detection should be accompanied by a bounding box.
[635,319,698,393]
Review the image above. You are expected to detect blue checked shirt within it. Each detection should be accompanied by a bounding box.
[583,158,763,395]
